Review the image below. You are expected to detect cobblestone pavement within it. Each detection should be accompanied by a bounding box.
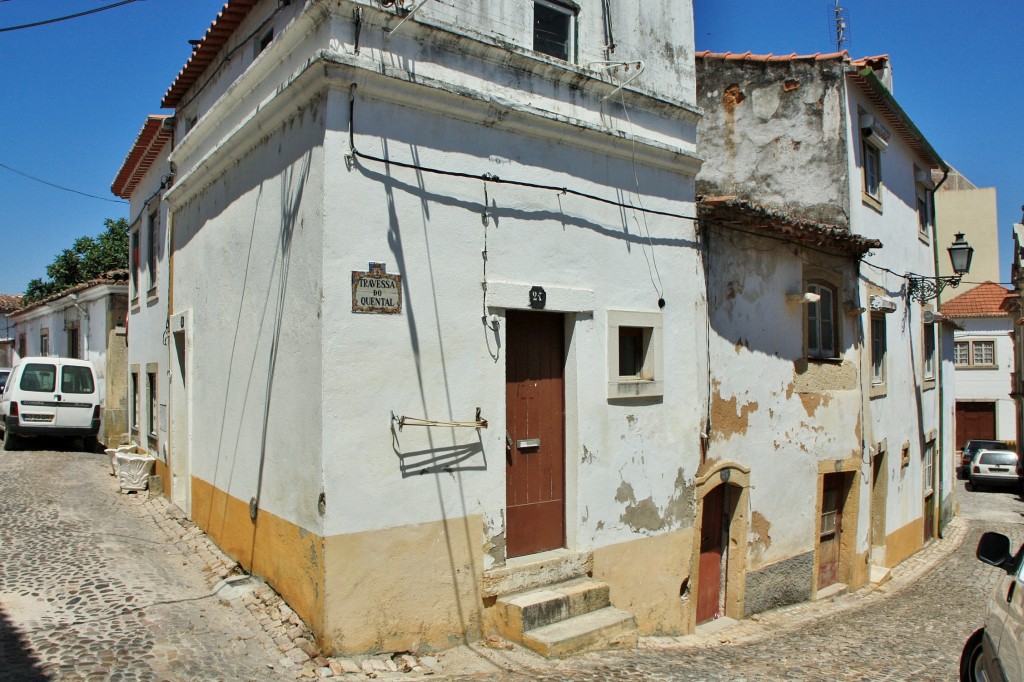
[2,446,1020,681]
[0,447,298,682]
[441,479,1024,681]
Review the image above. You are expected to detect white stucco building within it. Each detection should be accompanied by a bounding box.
[112,115,175,484]
[943,282,1016,447]
[696,50,956,593]
[116,0,708,655]
[9,273,129,445]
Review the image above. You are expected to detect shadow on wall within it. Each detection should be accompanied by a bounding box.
[0,605,49,680]
[391,427,487,477]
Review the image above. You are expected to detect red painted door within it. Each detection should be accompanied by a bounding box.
[818,473,844,589]
[956,402,996,450]
[505,311,565,558]
[697,485,725,624]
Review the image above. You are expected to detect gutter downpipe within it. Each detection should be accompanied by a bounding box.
[932,166,950,539]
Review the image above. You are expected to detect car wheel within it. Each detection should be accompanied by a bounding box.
[960,628,985,681]
[81,435,98,453]
[2,427,17,452]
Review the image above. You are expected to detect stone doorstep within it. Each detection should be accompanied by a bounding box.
[482,550,593,597]
[870,564,892,585]
[520,607,638,658]
[814,582,848,601]
[496,579,612,634]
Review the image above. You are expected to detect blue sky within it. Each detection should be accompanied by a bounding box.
[0,1,1020,294]
[0,0,223,295]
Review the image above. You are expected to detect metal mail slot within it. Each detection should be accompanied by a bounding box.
[517,438,541,450]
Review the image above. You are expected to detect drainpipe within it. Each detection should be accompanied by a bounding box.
[931,167,950,538]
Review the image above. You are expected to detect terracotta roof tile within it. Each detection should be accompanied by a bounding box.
[940,282,1014,318]
[698,195,881,256]
[0,294,23,314]
[162,0,259,109]
[13,271,129,316]
[695,50,889,68]
[111,116,173,199]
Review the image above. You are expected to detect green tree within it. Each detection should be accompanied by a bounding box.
[23,218,129,303]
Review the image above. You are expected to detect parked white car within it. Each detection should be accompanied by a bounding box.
[0,357,101,451]
[961,532,1024,681]
[968,449,1020,491]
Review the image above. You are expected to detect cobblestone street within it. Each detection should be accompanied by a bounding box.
[1,448,1020,681]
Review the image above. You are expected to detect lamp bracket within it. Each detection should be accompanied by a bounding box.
[906,275,962,304]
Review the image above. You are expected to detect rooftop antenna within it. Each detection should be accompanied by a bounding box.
[832,1,850,52]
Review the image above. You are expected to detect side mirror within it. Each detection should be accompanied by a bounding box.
[977,532,1014,572]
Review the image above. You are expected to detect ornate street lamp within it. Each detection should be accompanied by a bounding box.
[906,233,974,303]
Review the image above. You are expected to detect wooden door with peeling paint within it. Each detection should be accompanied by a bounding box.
[697,484,725,624]
[818,473,844,589]
[505,310,565,558]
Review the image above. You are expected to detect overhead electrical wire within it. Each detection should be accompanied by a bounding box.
[346,86,699,224]
[0,0,145,32]
[0,161,127,204]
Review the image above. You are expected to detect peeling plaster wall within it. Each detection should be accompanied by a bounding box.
[704,226,864,569]
[160,0,703,654]
[696,59,850,226]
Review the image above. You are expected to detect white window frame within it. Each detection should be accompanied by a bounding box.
[915,169,934,242]
[923,322,936,381]
[607,310,663,399]
[533,0,576,63]
[147,209,159,297]
[871,313,887,387]
[923,439,935,495]
[806,281,838,360]
[955,339,997,369]
[862,140,881,204]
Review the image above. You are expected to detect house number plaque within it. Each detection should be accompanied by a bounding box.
[529,286,546,309]
[352,262,402,314]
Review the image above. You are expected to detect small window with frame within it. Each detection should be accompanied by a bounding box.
[533,0,576,62]
[806,281,838,360]
[923,322,936,383]
[607,310,663,399]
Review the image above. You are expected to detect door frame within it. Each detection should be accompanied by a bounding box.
[814,456,862,594]
[689,461,749,631]
[169,310,193,516]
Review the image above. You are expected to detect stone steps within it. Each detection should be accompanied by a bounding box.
[494,578,637,658]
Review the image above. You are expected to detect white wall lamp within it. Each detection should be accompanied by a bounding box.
[786,292,821,305]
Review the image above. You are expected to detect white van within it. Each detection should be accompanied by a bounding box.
[0,357,101,451]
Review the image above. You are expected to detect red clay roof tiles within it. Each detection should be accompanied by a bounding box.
[940,281,1014,318]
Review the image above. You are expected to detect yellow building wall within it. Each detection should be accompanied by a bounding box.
[593,528,695,635]
[191,477,326,637]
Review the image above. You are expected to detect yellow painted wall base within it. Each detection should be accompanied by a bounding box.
[593,528,694,635]
[885,518,924,568]
[191,477,325,636]
[322,516,484,655]
[152,459,169,491]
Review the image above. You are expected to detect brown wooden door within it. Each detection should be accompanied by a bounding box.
[505,311,565,558]
[818,473,844,589]
[956,402,996,450]
[696,485,725,624]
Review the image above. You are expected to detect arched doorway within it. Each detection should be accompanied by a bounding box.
[690,462,749,628]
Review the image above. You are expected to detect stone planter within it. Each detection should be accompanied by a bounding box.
[114,451,156,492]
[105,445,147,477]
